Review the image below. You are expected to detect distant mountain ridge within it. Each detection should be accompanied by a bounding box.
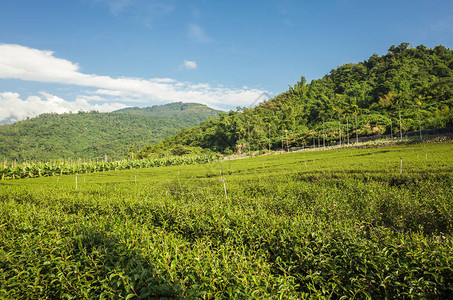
[0,102,221,161]
[114,102,217,116]
[0,118,17,126]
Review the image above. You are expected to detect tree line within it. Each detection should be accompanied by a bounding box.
[138,43,453,157]
[0,103,220,161]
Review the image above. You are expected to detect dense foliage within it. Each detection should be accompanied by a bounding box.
[0,102,220,161]
[0,154,218,180]
[139,43,453,156]
[1,141,452,298]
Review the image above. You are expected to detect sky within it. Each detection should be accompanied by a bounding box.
[1,0,452,123]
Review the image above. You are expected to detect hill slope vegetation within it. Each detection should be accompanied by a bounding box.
[138,43,453,156]
[0,102,220,161]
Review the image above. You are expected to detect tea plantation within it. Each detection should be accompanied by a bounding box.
[1,141,452,299]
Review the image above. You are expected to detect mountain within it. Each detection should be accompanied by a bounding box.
[0,102,220,161]
[137,43,453,156]
[114,102,218,117]
[0,117,18,126]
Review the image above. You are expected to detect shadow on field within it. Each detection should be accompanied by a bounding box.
[291,169,453,235]
[72,227,182,299]
[292,169,452,185]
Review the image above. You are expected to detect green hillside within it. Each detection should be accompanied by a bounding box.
[138,43,453,156]
[0,102,220,161]
[114,102,217,117]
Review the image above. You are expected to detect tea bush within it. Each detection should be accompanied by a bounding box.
[1,142,452,298]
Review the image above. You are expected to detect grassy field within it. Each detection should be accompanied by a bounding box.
[1,141,452,299]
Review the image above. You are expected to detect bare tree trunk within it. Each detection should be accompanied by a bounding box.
[248,122,251,157]
[346,116,349,145]
[399,104,402,140]
[418,106,422,140]
[390,119,393,139]
[285,130,289,152]
[268,124,271,154]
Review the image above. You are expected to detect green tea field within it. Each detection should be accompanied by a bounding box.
[1,141,452,299]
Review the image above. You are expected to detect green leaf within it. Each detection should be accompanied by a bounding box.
[125,293,136,300]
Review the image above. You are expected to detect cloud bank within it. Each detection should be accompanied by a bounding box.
[0,92,127,124]
[0,44,267,122]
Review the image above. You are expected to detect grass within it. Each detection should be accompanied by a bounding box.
[1,141,452,298]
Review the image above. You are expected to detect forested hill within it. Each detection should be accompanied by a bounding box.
[138,43,453,156]
[0,102,220,161]
[114,102,217,117]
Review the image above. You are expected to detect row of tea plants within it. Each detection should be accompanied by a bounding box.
[0,141,452,298]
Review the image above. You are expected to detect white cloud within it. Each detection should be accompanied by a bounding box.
[188,23,212,43]
[0,44,267,117]
[0,92,127,123]
[0,44,80,83]
[182,60,197,70]
[93,89,123,96]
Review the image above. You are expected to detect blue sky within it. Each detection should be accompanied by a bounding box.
[1,0,452,123]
